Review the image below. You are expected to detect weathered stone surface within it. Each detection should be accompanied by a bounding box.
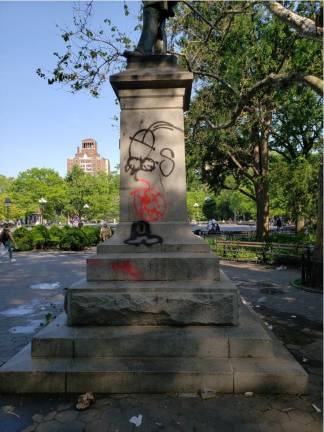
[66,271,238,326]
[69,290,236,326]
[31,304,276,359]
[87,252,219,282]
[0,345,66,393]
[66,357,234,394]
[232,355,308,394]
[0,304,308,394]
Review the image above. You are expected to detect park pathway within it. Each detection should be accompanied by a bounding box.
[0,251,322,432]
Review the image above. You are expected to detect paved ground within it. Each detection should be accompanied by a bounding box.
[0,251,322,432]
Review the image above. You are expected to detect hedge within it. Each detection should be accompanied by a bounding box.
[12,225,101,251]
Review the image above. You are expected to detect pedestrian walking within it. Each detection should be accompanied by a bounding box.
[276,217,282,231]
[0,224,17,263]
[100,223,113,242]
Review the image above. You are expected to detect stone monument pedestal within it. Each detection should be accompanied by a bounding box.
[0,56,308,395]
[65,55,239,328]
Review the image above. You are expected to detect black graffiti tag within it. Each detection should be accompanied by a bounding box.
[159,147,175,177]
[125,121,176,180]
[124,220,163,246]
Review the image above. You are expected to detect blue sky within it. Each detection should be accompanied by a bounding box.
[0,1,140,178]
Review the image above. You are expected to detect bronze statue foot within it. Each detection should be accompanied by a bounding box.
[123,49,145,58]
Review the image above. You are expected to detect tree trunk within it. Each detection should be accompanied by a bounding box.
[255,179,269,240]
[253,114,270,241]
[311,162,323,289]
[296,215,305,233]
[233,209,237,223]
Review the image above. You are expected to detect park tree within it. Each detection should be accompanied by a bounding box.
[65,165,95,219]
[86,171,120,221]
[37,1,322,240]
[269,85,322,231]
[65,166,120,221]
[186,190,205,221]
[10,168,67,221]
[174,1,322,239]
[202,196,217,221]
[269,153,320,231]
[0,175,14,221]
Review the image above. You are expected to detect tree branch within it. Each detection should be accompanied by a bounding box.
[192,69,239,97]
[222,184,255,201]
[263,1,323,42]
[238,187,256,201]
[199,72,323,131]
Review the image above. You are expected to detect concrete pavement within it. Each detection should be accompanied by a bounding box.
[0,251,322,432]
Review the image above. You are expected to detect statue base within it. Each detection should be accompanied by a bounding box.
[0,305,308,394]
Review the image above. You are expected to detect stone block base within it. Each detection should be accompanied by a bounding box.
[65,270,238,326]
[0,304,308,394]
[87,252,219,281]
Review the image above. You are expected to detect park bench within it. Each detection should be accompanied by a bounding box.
[207,239,304,264]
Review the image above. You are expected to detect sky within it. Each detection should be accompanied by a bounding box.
[0,1,141,178]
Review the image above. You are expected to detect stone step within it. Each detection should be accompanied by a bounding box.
[86,252,219,281]
[32,305,273,359]
[0,342,308,394]
[65,270,238,326]
[97,241,211,254]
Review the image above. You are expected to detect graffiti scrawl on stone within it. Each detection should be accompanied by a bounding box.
[125,121,176,180]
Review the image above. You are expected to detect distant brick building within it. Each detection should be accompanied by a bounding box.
[67,138,110,175]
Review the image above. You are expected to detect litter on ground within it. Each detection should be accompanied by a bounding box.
[129,414,143,427]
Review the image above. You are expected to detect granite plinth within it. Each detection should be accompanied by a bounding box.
[65,270,238,326]
[0,305,308,394]
[87,252,219,281]
[32,305,272,359]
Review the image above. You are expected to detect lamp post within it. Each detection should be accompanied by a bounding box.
[83,204,90,222]
[193,202,200,223]
[4,197,11,222]
[38,197,47,225]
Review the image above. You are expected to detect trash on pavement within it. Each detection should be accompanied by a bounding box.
[76,392,95,410]
[312,404,322,413]
[2,405,20,418]
[264,322,273,330]
[200,390,217,399]
[178,392,199,398]
[129,414,143,427]
[244,392,254,397]
[30,282,61,290]
[276,265,287,271]
[257,297,267,303]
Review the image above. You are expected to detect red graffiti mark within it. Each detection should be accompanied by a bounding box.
[111,261,141,281]
[130,178,167,222]
[88,259,102,267]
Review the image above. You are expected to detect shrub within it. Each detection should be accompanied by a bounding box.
[31,225,50,249]
[59,228,88,251]
[13,227,33,251]
[48,225,63,248]
[81,225,100,246]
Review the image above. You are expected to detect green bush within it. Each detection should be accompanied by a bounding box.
[48,225,63,248]
[31,225,50,249]
[59,228,88,251]
[81,225,100,246]
[13,227,33,251]
[268,232,315,245]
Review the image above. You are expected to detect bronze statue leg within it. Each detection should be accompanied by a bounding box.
[154,19,167,54]
[136,6,164,55]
